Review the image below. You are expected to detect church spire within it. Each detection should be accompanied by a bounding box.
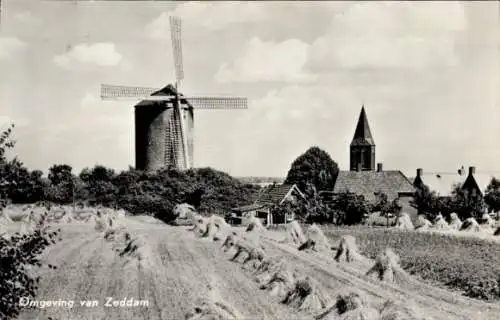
[350,106,376,171]
[350,105,375,147]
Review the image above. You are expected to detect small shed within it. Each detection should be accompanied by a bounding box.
[231,183,306,226]
[228,203,265,225]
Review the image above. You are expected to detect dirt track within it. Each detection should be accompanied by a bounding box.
[17,219,500,320]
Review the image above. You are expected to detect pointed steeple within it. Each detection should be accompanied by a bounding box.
[351,105,375,147]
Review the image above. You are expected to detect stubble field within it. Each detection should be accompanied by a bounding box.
[2,205,500,320]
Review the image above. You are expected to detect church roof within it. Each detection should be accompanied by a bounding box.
[134,84,193,109]
[333,170,415,202]
[351,106,375,147]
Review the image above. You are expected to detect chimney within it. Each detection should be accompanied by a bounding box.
[468,166,476,176]
[377,163,383,172]
[357,163,362,172]
[417,168,423,177]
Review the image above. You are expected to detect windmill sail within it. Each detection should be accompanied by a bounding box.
[164,105,188,169]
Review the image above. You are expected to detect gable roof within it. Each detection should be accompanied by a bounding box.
[333,170,415,202]
[414,172,495,196]
[134,84,194,109]
[255,183,305,206]
[351,106,375,147]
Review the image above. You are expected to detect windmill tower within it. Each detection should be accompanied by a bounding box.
[100,16,247,172]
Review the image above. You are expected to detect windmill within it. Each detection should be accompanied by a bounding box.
[100,16,247,173]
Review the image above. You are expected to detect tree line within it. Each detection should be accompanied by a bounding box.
[0,124,260,223]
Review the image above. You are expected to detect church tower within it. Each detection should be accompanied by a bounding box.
[350,106,375,171]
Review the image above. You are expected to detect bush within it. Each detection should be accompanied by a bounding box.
[331,192,371,225]
[0,220,60,319]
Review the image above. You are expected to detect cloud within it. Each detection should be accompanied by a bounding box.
[53,42,123,70]
[14,11,42,25]
[0,115,30,127]
[214,37,317,83]
[81,93,101,109]
[145,2,267,39]
[308,2,466,71]
[0,37,27,60]
[78,93,131,127]
[218,85,348,176]
[214,2,467,83]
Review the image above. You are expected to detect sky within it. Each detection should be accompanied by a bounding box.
[0,0,499,178]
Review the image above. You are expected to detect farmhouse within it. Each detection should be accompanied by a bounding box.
[330,107,417,215]
[413,166,492,197]
[230,183,306,226]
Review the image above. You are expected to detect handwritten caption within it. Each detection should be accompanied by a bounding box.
[19,297,150,309]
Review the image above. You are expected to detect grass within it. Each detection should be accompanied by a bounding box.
[322,226,500,301]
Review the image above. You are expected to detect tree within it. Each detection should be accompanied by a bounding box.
[79,165,117,207]
[0,124,45,204]
[47,164,73,186]
[484,177,500,213]
[0,123,15,163]
[270,200,307,224]
[386,198,402,217]
[284,146,339,196]
[410,184,440,220]
[0,123,16,205]
[185,188,205,209]
[1,161,44,203]
[46,164,75,204]
[449,183,485,220]
[372,192,403,226]
[332,191,371,225]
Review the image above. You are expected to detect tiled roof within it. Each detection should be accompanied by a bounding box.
[333,170,415,202]
[414,173,496,196]
[232,203,265,212]
[255,183,304,206]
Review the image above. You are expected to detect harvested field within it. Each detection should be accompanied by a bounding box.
[257,234,499,320]
[13,206,301,320]
[4,206,499,320]
[323,226,500,301]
